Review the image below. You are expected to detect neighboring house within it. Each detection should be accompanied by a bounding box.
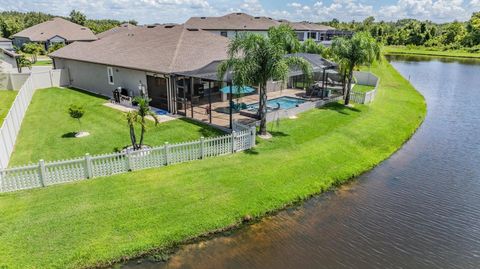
[12,17,97,50]
[185,13,351,44]
[96,23,138,39]
[0,37,13,50]
[49,25,229,113]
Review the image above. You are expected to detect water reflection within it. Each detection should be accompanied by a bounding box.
[119,55,480,269]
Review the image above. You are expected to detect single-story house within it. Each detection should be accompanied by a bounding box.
[185,13,351,44]
[0,37,13,50]
[12,17,97,50]
[49,25,230,113]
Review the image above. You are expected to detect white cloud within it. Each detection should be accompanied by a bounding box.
[0,0,475,24]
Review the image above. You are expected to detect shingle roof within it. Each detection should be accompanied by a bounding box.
[186,13,280,31]
[12,17,97,42]
[278,20,335,31]
[185,13,334,31]
[96,23,138,39]
[49,25,230,74]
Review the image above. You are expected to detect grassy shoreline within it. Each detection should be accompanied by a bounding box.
[0,59,426,268]
[384,46,480,59]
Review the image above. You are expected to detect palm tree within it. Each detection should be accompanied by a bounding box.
[135,97,159,148]
[125,97,159,150]
[268,24,301,53]
[300,38,325,55]
[218,32,312,136]
[126,111,137,149]
[332,32,381,105]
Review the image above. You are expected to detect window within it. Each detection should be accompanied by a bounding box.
[307,32,317,40]
[220,31,228,37]
[296,32,304,41]
[107,67,114,85]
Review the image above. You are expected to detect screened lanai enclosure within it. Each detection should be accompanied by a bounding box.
[286,53,345,99]
[148,54,344,129]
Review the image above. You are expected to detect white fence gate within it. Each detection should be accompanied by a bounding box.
[0,124,256,193]
[350,71,380,104]
[0,70,70,169]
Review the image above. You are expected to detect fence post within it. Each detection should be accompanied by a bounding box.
[164,142,170,165]
[0,169,4,192]
[231,131,236,153]
[200,137,205,159]
[250,126,256,148]
[85,153,93,179]
[125,148,133,171]
[38,159,46,187]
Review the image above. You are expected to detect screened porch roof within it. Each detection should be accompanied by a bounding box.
[176,53,338,82]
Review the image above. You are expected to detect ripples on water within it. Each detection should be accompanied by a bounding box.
[119,56,480,269]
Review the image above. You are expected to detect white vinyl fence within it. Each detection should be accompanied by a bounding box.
[0,77,35,169]
[0,70,70,169]
[0,123,256,193]
[350,71,380,104]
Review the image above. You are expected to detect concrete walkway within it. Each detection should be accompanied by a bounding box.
[103,102,180,123]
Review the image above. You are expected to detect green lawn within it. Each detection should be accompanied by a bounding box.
[0,60,426,269]
[384,45,480,59]
[9,87,223,166]
[352,84,375,93]
[32,60,53,66]
[0,90,17,125]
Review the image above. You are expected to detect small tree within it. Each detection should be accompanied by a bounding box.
[17,55,32,73]
[22,42,44,63]
[68,104,85,133]
[48,43,65,53]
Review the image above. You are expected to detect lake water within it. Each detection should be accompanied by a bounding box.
[119,55,480,269]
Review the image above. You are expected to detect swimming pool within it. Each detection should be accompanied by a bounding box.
[150,107,169,115]
[246,96,305,112]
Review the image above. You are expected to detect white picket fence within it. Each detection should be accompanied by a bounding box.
[0,124,256,193]
[350,90,377,104]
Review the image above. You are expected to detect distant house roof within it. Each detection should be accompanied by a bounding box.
[49,25,230,74]
[286,53,338,76]
[96,23,138,39]
[185,13,335,32]
[0,37,11,42]
[12,17,97,42]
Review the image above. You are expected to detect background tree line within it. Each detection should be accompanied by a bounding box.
[0,10,137,39]
[323,12,480,52]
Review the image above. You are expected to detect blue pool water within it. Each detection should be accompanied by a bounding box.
[247,96,305,111]
[150,107,169,115]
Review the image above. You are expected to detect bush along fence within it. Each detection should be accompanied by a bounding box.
[0,122,256,193]
[350,71,380,104]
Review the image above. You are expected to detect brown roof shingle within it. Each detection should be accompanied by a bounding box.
[49,25,229,74]
[12,17,97,42]
[96,23,138,39]
[186,13,280,31]
[185,13,335,31]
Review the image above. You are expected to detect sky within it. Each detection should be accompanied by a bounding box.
[0,0,479,24]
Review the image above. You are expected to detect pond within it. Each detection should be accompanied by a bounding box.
[118,55,480,269]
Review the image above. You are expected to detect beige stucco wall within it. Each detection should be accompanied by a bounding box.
[54,58,148,98]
